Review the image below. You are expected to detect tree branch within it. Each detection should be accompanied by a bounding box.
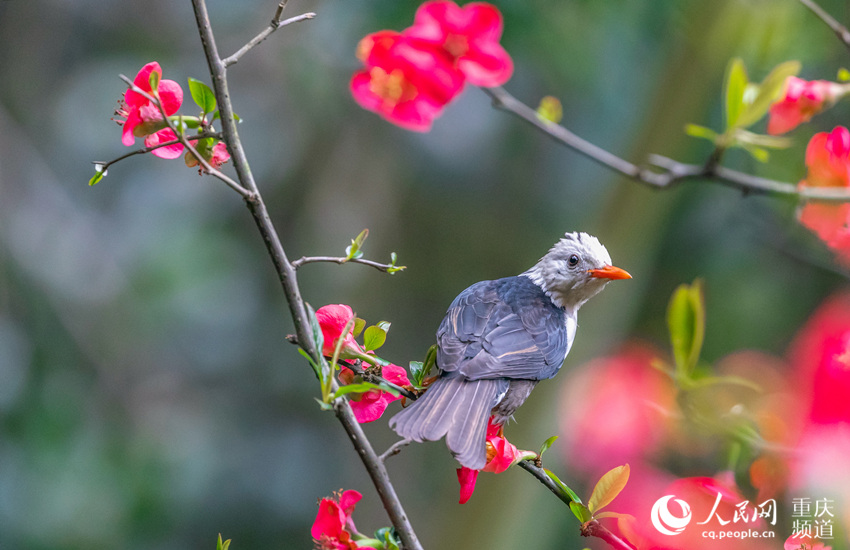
[482,86,850,203]
[223,0,316,67]
[797,0,850,50]
[189,2,422,549]
[292,255,405,273]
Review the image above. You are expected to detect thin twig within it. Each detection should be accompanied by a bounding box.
[342,360,418,401]
[797,0,850,50]
[516,461,635,550]
[516,460,575,507]
[118,75,251,198]
[223,0,316,67]
[93,131,220,172]
[189,2,423,549]
[292,255,405,273]
[581,520,637,550]
[380,439,412,463]
[482,86,850,203]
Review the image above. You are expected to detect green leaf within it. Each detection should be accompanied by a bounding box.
[666,279,705,378]
[839,68,850,82]
[741,144,770,163]
[334,382,399,399]
[88,166,106,186]
[734,129,793,149]
[149,70,161,93]
[363,324,388,352]
[588,464,630,515]
[543,468,582,504]
[216,534,231,550]
[345,229,369,261]
[594,511,635,522]
[724,58,748,129]
[684,123,718,142]
[298,348,321,379]
[539,435,559,457]
[188,77,217,114]
[570,502,593,524]
[685,374,761,392]
[305,303,325,358]
[386,251,406,274]
[212,111,241,123]
[374,527,402,550]
[352,317,367,339]
[735,60,800,129]
[313,397,333,410]
[409,361,424,386]
[536,95,563,124]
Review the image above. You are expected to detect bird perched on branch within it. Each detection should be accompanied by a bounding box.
[389,232,631,469]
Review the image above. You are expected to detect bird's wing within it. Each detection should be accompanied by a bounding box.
[436,277,569,381]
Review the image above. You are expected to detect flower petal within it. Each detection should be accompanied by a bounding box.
[157,79,184,116]
[146,129,184,159]
[456,467,479,504]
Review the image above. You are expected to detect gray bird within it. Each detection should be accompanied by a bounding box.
[389,232,630,469]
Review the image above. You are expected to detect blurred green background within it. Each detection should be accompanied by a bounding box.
[1,0,849,548]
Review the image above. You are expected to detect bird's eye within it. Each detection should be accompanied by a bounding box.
[568,254,580,267]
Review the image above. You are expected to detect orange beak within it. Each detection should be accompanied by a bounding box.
[588,265,632,280]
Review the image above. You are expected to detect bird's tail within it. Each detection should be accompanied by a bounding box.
[389,375,508,470]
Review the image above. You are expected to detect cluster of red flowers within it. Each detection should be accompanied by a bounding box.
[350,0,513,131]
[315,304,410,424]
[764,75,850,265]
[115,62,231,172]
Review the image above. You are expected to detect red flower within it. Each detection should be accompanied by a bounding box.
[351,31,464,131]
[316,304,365,359]
[406,1,513,87]
[798,127,850,265]
[768,76,842,135]
[184,140,231,173]
[115,62,184,159]
[456,417,532,503]
[311,489,362,550]
[339,364,411,423]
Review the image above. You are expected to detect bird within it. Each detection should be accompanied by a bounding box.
[389,232,631,469]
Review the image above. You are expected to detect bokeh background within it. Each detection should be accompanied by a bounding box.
[1,0,849,548]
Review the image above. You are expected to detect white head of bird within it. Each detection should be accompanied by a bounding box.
[523,232,631,312]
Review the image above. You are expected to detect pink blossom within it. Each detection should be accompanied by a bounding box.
[768,76,842,135]
[315,304,365,359]
[339,364,411,423]
[311,489,362,550]
[351,30,464,131]
[115,62,184,158]
[798,127,850,265]
[406,1,513,87]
